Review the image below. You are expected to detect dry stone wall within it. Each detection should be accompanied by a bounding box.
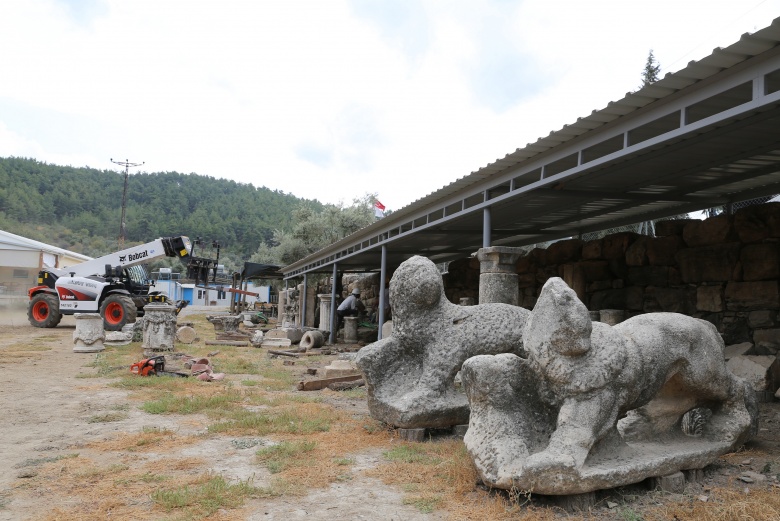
[445,203,780,351]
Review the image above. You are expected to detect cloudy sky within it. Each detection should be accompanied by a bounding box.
[1,1,778,211]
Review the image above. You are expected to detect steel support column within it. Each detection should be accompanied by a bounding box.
[483,206,492,248]
[302,273,308,328]
[329,263,338,344]
[377,245,387,340]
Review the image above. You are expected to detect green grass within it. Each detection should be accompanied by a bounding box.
[256,440,316,473]
[216,356,260,375]
[208,407,333,435]
[256,361,298,390]
[151,474,260,517]
[141,389,243,415]
[383,444,441,465]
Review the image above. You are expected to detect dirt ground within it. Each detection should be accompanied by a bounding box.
[1,299,779,520]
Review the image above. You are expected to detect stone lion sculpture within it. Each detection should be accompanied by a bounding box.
[462,277,758,494]
[354,255,530,429]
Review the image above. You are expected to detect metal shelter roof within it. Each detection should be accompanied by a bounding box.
[283,17,780,279]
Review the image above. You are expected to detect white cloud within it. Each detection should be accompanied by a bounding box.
[0,0,778,211]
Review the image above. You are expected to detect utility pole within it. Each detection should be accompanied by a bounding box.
[111,158,144,248]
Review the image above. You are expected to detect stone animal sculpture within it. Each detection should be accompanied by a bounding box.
[462,277,758,494]
[354,255,530,429]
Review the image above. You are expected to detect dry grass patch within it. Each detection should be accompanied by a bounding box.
[645,486,780,520]
[26,454,249,521]
[86,427,200,453]
[366,440,578,520]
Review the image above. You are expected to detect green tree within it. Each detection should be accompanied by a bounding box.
[641,49,661,87]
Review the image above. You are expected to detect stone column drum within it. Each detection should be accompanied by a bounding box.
[344,316,358,343]
[318,294,332,332]
[73,313,105,353]
[476,246,523,305]
[141,303,177,355]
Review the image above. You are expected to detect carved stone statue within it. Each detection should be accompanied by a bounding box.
[354,255,530,429]
[462,277,758,495]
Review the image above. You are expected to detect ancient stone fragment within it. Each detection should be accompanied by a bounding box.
[463,277,757,495]
[354,255,529,429]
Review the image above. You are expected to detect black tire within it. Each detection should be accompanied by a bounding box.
[100,294,138,331]
[28,293,62,328]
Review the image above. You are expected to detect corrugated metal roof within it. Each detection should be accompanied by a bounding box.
[0,229,92,261]
[283,16,780,276]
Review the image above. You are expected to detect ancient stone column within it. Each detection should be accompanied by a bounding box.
[141,303,177,355]
[73,313,105,353]
[296,283,305,328]
[477,246,523,305]
[305,286,317,328]
[318,294,332,332]
[344,316,358,343]
[277,290,287,325]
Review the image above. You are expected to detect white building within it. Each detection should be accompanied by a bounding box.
[0,230,91,297]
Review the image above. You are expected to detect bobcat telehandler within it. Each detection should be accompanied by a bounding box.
[27,236,194,331]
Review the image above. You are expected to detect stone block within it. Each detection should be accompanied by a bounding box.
[724,342,754,360]
[725,281,780,310]
[753,329,780,351]
[323,359,360,378]
[683,215,736,247]
[602,232,638,259]
[553,492,596,513]
[453,424,468,437]
[683,468,705,483]
[651,472,686,493]
[721,313,751,345]
[588,288,627,311]
[399,428,426,442]
[577,260,611,282]
[581,239,603,260]
[741,243,780,281]
[515,254,534,274]
[608,257,628,279]
[625,286,645,311]
[651,287,695,314]
[733,202,780,243]
[265,327,304,344]
[628,266,669,287]
[546,239,583,264]
[586,280,612,292]
[726,355,780,392]
[654,219,694,237]
[646,235,684,266]
[676,244,741,283]
[697,285,724,312]
[625,236,648,266]
[749,310,776,328]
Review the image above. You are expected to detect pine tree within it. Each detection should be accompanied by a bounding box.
[641,49,661,87]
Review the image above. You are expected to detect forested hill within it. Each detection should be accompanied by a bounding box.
[0,156,324,263]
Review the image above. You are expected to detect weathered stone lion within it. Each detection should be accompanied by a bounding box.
[462,277,758,494]
[354,255,530,429]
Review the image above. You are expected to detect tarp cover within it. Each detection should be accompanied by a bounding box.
[241,262,282,280]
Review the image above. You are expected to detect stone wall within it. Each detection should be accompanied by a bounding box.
[445,203,780,351]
